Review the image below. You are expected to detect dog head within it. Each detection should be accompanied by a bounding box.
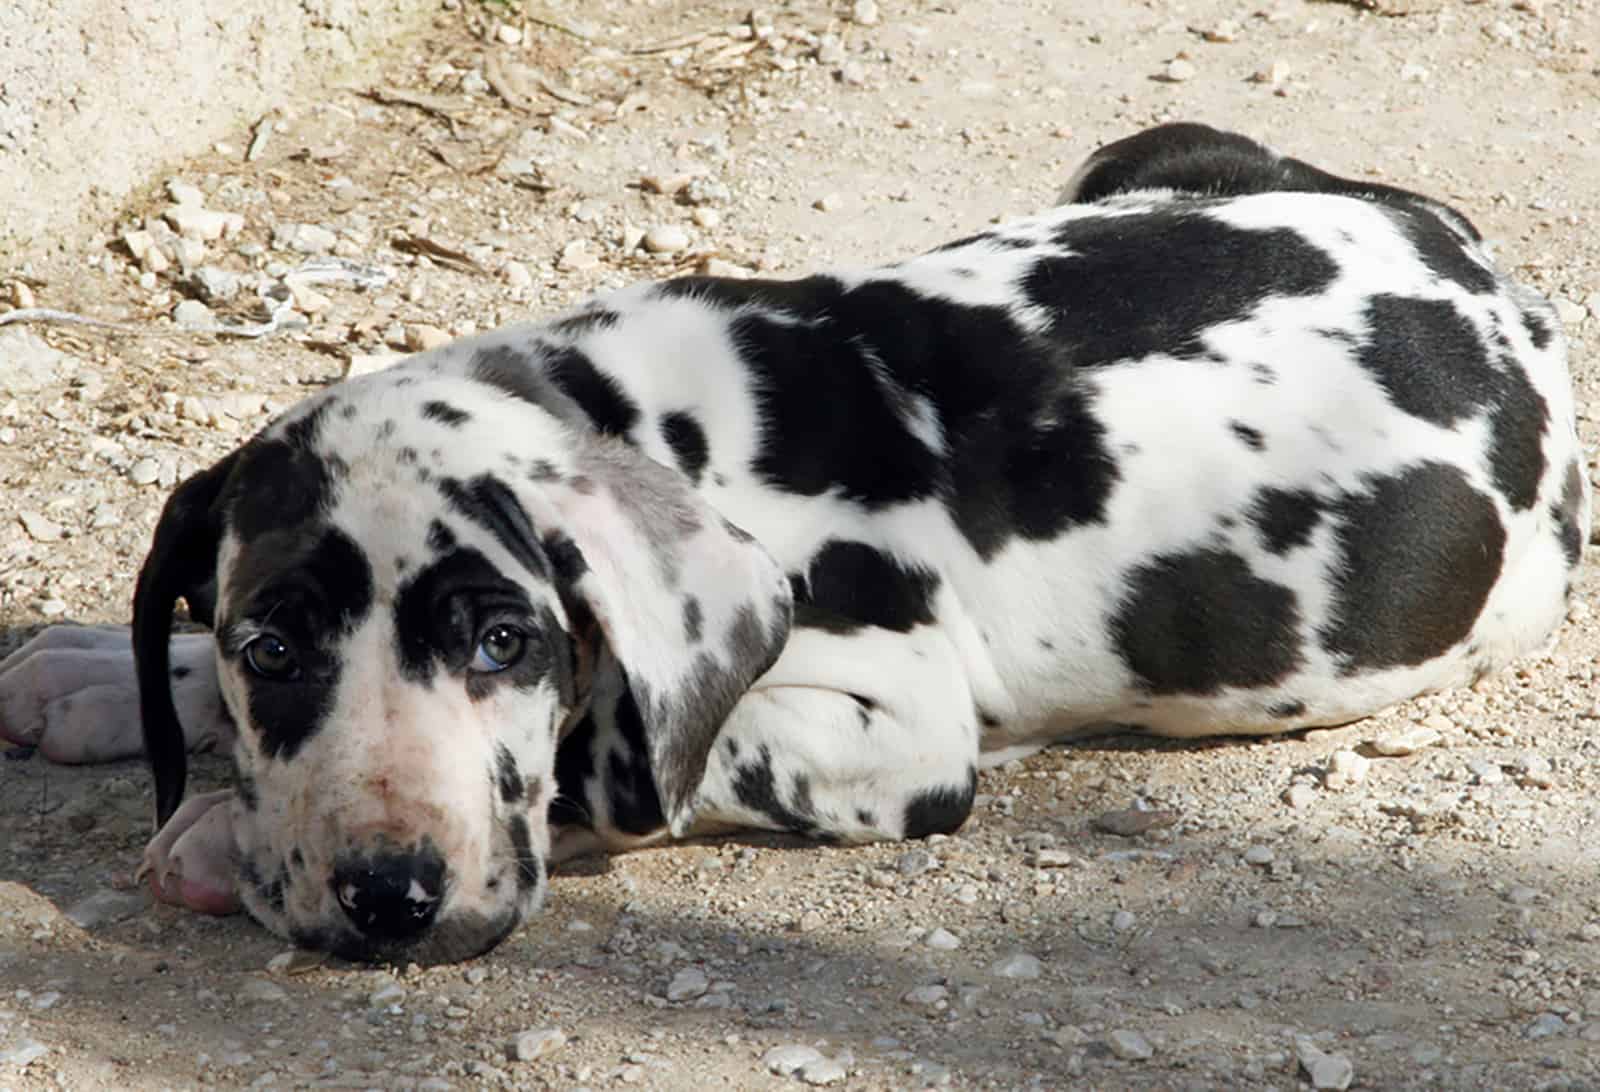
[132,334,792,963]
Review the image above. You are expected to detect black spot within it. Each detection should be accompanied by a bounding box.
[437,473,552,583]
[1025,211,1339,363]
[1038,637,1056,651]
[856,808,878,828]
[1522,306,1554,351]
[1250,487,1324,555]
[1113,547,1303,695]
[528,459,560,482]
[1320,463,1506,672]
[171,665,191,681]
[506,814,541,894]
[240,857,287,915]
[290,848,306,870]
[903,766,977,839]
[602,689,666,837]
[978,710,1002,729]
[1553,459,1586,568]
[1386,205,1495,293]
[225,526,374,760]
[795,540,939,632]
[549,308,621,338]
[495,744,524,804]
[422,400,471,427]
[223,438,333,544]
[660,410,710,484]
[1269,700,1306,718]
[1356,296,1548,510]
[682,596,703,643]
[544,346,639,437]
[339,403,358,421]
[1230,421,1265,451]
[730,743,821,836]
[427,520,455,552]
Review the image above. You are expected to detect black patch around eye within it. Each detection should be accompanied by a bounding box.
[422,400,471,427]
[1112,547,1303,696]
[660,410,710,484]
[1230,421,1265,451]
[231,526,373,761]
[438,473,552,583]
[543,345,639,437]
[795,540,939,632]
[495,744,524,804]
[903,766,977,839]
[1320,462,1506,673]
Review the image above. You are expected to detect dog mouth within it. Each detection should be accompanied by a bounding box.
[287,905,524,965]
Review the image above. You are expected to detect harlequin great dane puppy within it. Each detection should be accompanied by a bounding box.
[0,123,1587,964]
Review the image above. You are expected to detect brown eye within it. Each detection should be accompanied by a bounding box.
[472,625,525,673]
[244,634,299,680]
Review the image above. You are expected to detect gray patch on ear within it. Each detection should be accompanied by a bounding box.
[574,435,704,545]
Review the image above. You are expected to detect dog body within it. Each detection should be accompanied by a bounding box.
[0,125,1586,962]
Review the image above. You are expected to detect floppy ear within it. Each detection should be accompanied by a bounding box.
[537,436,793,834]
[132,449,242,827]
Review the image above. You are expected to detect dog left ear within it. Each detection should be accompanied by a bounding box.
[536,435,793,833]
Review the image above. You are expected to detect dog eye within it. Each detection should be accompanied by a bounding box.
[244,634,300,680]
[472,625,526,673]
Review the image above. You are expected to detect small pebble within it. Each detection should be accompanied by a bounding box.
[1370,725,1442,756]
[19,511,63,542]
[128,457,162,485]
[1295,1037,1354,1090]
[851,0,880,25]
[1324,749,1370,790]
[764,1044,823,1075]
[643,224,690,254]
[502,260,533,290]
[924,927,961,950]
[813,193,843,213]
[902,984,949,1008]
[1525,1012,1567,1039]
[509,1027,566,1061]
[173,298,216,329]
[1283,783,1318,808]
[667,966,710,1002]
[405,324,452,352]
[1091,806,1179,837]
[1242,844,1274,867]
[1111,910,1137,932]
[989,952,1042,980]
[1163,57,1197,82]
[896,848,933,876]
[1107,1029,1154,1060]
[799,1056,848,1086]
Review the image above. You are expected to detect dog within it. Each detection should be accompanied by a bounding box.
[0,123,1586,964]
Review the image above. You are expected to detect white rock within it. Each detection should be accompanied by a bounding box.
[405,324,452,352]
[799,1056,848,1085]
[128,457,162,485]
[180,396,212,424]
[989,952,1042,979]
[345,352,403,378]
[1242,844,1274,866]
[166,178,206,206]
[1295,1037,1354,1090]
[173,299,216,329]
[236,978,290,1004]
[122,228,158,262]
[187,266,240,302]
[643,224,691,254]
[763,1043,824,1075]
[558,239,601,271]
[273,222,339,255]
[902,983,949,1007]
[1553,297,1586,328]
[924,927,961,950]
[851,0,880,26]
[1163,58,1197,82]
[1107,1029,1154,1060]
[509,1027,566,1060]
[1324,749,1370,790]
[666,966,710,1002]
[691,207,721,229]
[1111,909,1137,932]
[1370,725,1442,756]
[502,260,533,290]
[164,205,241,243]
[19,511,63,542]
[1283,783,1318,808]
[288,281,332,315]
[1515,753,1555,788]
[0,328,77,393]
[0,1039,48,1067]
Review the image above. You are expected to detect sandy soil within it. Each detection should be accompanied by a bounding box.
[3,1,1600,1088]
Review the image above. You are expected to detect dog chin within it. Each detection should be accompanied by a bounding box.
[284,906,526,965]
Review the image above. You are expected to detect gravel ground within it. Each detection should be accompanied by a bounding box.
[3,1,1600,1088]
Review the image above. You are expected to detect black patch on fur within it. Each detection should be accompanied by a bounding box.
[1026,211,1339,363]
[1230,421,1265,451]
[604,689,667,837]
[227,526,373,760]
[1113,547,1303,695]
[507,813,541,894]
[427,520,455,552]
[1553,459,1586,568]
[1320,463,1506,672]
[422,400,470,427]
[544,346,639,437]
[233,757,259,810]
[223,439,334,544]
[795,540,939,632]
[1269,700,1306,718]
[550,308,621,338]
[438,473,552,583]
[682,596,703,643]
[903,766,978,839]
[1386,206,1495,293]
[1522,307,1554,351]
[240,856,287,916]
[1356,296,1548,510]
[496,744,524,804]
[171,665,191,681]
[1250,487,1324,555]
[731,743,819,835]
[660,410,710,484]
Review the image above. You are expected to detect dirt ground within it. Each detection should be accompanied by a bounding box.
[3,0,1600,1088]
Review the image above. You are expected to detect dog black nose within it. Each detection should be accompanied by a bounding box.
[332,848,445,941]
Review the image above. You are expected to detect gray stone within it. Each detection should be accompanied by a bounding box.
[989,952,1043,979]
[1107,1029,1154,1060]
[509,1027,566,1061]
[0,328,76,393]
[763,1043,823,1075]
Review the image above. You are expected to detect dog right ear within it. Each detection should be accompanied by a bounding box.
[132,449,242,828]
